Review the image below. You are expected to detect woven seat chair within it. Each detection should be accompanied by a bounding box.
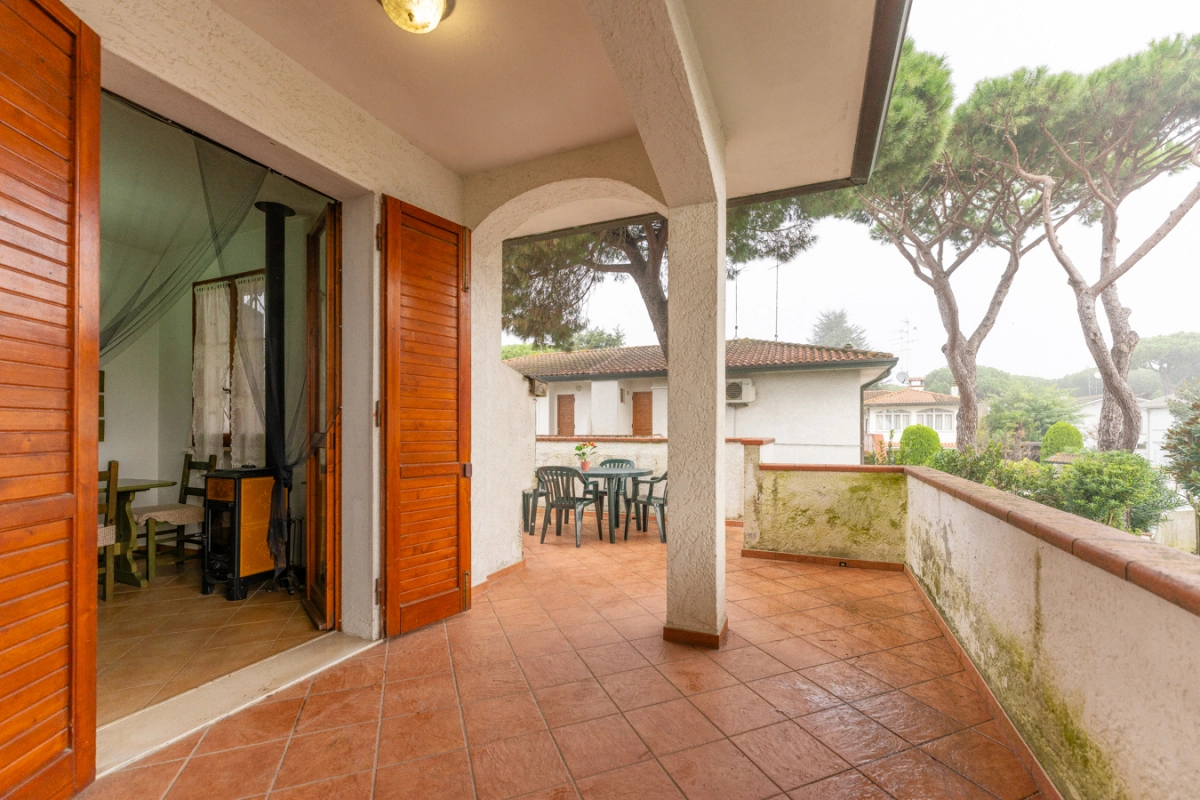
[132,454,216,579]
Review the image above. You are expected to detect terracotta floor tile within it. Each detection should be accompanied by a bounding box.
[708,645,790,682]
[747,672,841,719]
[384,644,452,682]
[846,650,937,688]
[377,706,465,765]
[597,598,649,621]
[491,596,545,618]
[164,740,286,800]
[577,641,650,676]
[796,706,909,766]
[891,640,964,676]
[902,677,992,726]
[132,732,202,767]
[535,679,621,727]
[383,672,459,717]
[309,656,386,695]
[560,621,625,650]
[451,635,518,671]
[841,599,905,621]
[268,679,313,704]
[388,624,449,654]
[843,621,918,650]
[546,606,606,629]
[659,739,780,800]
[516,785,581,800]
[852,690,964,745]
[519,650,593,690]
[374,750,474,800]
[624,698,724,756]
[736,596,797,618]
[800,629,877,660]
[607,614,663,641]
[922,729,1037,800]
[274,722,378,788]
[629,636,703,665]
[463,692,547,746]
[552,714,652,779]
[800,661,892,702]
[77,761,184,800]
[500,611,558,636]
[470,730,571,800]
[295,685,383,733]
[769,612,832,637]
[880,613,942,641]
[657,656,739,695]
[859,749,994,800]
[730,617,792,644]
[757,638,839,670]
[785,771,891,800]
[731,721,849,790]
[458,660,531,701]
[689,684,788,735]
[575,759,684,800]
[269,770,373,800]
[598,666,682,711]
[509,628,574,659]
[197,698,303,753]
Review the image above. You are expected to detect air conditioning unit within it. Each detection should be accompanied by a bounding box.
[726,379,756,405]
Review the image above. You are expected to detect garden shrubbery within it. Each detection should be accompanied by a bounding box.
[1041,421,1083,460]
[897,425,941,465]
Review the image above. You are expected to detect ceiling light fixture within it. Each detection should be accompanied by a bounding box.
[380,0,455,34]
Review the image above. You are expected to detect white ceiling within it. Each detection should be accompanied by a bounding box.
[210,0,638,175]
[210,0,881,200]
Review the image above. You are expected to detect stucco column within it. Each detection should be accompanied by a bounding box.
[665,199,727,646]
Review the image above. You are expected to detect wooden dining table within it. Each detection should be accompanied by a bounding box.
[113,478,177,587]
[580,466,653,543]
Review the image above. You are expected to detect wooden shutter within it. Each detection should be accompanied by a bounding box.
[0,0,100,795]
[631,392,653,436]
[381,197,471,637]
[556,395,575,437]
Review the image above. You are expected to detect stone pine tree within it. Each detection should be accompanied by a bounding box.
[810,309,870,349]
[811,41,1076,453]
[501,200,814,362]
[997,35,1200,450]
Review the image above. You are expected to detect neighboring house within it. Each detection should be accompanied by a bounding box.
[505,339,897,465]
[864,377,961,447]
[1075,395,1159,460]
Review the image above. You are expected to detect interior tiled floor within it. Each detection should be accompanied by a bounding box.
[97,558,321,726]
[83,524,1041,799]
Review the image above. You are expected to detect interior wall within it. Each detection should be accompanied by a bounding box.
[98,327,161,498]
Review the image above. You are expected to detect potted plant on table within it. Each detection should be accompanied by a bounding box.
[574,441,597,471]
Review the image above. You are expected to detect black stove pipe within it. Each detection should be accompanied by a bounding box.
[255,201,295,575]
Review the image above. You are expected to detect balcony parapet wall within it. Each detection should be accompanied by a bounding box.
[746,463,1200,800]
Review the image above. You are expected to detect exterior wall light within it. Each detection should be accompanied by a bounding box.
[380,0,455,34]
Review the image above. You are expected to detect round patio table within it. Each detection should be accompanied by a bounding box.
[578,466,653,543]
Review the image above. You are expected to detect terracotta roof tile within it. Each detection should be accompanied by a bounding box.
[503,339,895,380]
[864,388,960,406]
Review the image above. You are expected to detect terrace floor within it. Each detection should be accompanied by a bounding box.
[80,523,1041,800]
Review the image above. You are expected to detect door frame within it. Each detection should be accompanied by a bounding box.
[379,197,472,638]
[303,204,342,631]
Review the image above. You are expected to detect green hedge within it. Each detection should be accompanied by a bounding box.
[1041,421,1083,460]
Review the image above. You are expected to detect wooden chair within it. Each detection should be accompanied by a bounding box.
[98,460,120,602]
[536,466,603,548]
[133,454,216,579]
[625,471,667,542]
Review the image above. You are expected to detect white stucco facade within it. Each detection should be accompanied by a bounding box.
[535,365,888,465]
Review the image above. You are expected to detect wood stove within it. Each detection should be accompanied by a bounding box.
[203,468,284,600]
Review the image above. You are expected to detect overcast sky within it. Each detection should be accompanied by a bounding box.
[549,1,1200,381]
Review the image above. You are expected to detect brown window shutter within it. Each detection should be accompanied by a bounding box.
[631,392,653,436]
[556,395,575,437]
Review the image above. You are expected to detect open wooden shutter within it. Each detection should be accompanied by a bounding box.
[0,0,100,795]
[556,395,575,437]
[631,392,652,436]
[381,197,471,637]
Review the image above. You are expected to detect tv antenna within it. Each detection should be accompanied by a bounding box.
[893,319,918,376]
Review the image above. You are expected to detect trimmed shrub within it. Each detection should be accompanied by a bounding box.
[1056,451,1178,532]
[927,442,1004,484]
[1041,421,1083,461]
[897,425,941,465]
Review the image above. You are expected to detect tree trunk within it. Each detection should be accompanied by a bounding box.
[1092,212,1142,451]
[632,267,670,363]
[1074,283,1143,451]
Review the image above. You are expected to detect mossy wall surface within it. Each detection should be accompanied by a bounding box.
[747,471,906,562]
[906,479,1200,800]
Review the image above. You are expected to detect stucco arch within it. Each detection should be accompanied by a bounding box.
[469,177,667,587]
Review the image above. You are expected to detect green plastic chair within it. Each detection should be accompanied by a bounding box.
[625,471,667,542]
[595,458,634,527]
[536,466,603,547]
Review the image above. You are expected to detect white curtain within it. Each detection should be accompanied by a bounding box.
[232,274,267,467]
[191,282,231,466]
